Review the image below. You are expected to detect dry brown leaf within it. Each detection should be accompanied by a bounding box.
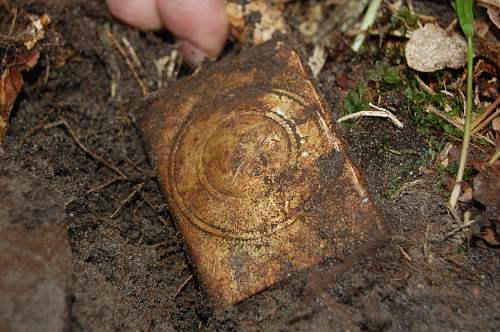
[225,1,289,45]
[492,117,500,132]
[308,44,327,77]
[405,23,467,72]
[477,0,500,30]
[22,14,51,50]
[0,50,40,143]
[0,13,49,143]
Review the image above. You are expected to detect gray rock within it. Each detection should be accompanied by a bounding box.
[405,23,467,72]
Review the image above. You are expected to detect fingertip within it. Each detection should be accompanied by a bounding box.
[106,0,162,31]
[177,40,208,67]
[156,0,228,59]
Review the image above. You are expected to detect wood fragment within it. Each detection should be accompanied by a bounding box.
[472,108,499,135]
[439,219,476,241]
[425,105,495,145]
[8,6,17,36]
[423,223,433,263]
[398,245,413,262]
[392,179,425,198]
[174,274,193,298]
[106,28,149,97]
[86,177,125,195]
[121,37,143,70]
[471,96,500,132]
[110,182,144,218]
[337,104,404,129]
[415,74,435,95]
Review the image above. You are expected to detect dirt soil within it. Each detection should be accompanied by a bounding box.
[1,0,499,331]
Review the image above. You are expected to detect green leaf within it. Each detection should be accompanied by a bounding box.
[455,0,474,37]
[368,62,401,85]
[343,82,369,115]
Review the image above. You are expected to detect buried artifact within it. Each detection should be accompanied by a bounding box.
[132,41,386,306]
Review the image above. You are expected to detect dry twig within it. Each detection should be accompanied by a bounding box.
[337,103,404,128]
[110,182,144,218]
[105,28,149,97]
[439,215,475,241]
[44,118,127,179]
[174,274,193,298]
[473,96,500,130]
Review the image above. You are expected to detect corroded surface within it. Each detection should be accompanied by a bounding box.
[133,41,386,306]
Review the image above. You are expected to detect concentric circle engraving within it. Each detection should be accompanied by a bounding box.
[198,110,298,200]
[169,90,312,239]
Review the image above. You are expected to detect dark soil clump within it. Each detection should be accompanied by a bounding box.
[1,1,498,331]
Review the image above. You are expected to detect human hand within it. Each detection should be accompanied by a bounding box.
[106,0,228,65]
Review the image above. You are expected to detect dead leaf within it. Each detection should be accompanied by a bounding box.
[492,117,500,132]
[308,44,327,77]
[458,182,473,203]
[225,1,289,46]
[0,50,40,143]
[405,23,467,72]
[477,0,500,30]
[22,14,51,50]
[335,74,354,89]
[0,13,49,143]
[474,36,500,69]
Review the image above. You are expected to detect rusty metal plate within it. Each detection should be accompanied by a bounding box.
[133,41,386,306]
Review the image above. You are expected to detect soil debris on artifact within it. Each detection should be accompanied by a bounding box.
[0,1,499,331]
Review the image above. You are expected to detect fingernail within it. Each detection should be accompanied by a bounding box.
[177,39,208,67]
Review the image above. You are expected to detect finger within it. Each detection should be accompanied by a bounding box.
[156,0,228,64]
[106,0,162,31]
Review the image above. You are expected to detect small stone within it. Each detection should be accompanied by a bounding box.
[405,23,467,72]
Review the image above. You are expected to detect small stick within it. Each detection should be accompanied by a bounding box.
[471,108,499,135]
[423,223,433,263]
[398,245,412,262]
[352,0,383,52]
[121,37,143,70]
[86,176,124,194]
[488,148,500,165]
[472,95,500,129]
[445,18,458,32]
[120,256,126,280]
[440,219,476,241]
[44,118,127,179]
[43,52,50,85]
[392,179,424,198]
[174,274,193,298]
[8,6,17,36]
[106,29,149,97]
[337,104,404,128]
[65,176,126,207]
[415,74,435,95]
[425,105,495,145]
[407,0,415,14]
[110,182,144,218]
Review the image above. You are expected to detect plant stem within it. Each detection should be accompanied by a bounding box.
[488,148,500,165]
[352,0,383,52]
[450,36,474,208]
